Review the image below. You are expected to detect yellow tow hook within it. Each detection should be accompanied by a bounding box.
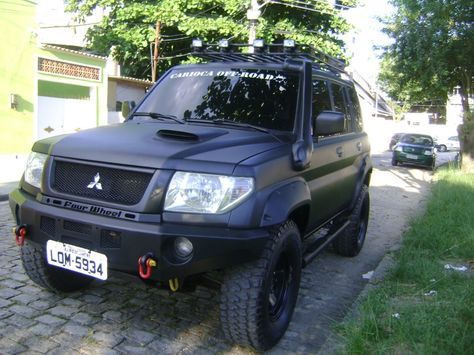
[169,277,179,292]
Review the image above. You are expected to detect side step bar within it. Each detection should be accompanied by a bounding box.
[302,220,350,267]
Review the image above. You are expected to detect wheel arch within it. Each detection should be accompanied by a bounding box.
[260,178,311,233]
[349,155,372,211]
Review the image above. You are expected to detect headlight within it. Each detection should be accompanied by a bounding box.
[164,172,254,214]
[424,149,433,155]
[24,152,48,188]
[394,146,403,152]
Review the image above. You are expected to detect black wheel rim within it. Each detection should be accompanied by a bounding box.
[268,252,291,322]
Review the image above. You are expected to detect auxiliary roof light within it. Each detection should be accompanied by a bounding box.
[283,39,295,48]
[253,39,265,48]
[283,39,296,53]
[219,39,229,48]
[192,39,203,51]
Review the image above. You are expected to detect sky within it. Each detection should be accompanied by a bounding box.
[342,0,396,86]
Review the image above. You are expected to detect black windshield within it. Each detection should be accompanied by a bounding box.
[136,67,299,131]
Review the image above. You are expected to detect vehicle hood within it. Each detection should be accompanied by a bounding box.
[33,121,286,175]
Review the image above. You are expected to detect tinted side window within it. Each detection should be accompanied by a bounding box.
[331,84,351,133]
[348,87,363,132]
[312,79,332,119]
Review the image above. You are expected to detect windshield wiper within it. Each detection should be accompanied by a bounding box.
[212,119,271,134]
[132,112,184,124]
[185,118,270,134]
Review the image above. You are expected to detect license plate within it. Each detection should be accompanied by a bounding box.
[406,154,418,160]
[46,240,108,280]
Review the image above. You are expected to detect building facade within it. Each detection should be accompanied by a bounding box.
[0,1,108,154]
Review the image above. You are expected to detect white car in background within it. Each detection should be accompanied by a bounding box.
[435,135,460,152]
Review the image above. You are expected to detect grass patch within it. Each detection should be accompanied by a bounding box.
[337,169,474,354]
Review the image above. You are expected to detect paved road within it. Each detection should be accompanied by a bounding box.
[0,151,437,354]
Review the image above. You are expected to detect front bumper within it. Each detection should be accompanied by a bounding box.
[394,151,434,167]
[9,188,269,282]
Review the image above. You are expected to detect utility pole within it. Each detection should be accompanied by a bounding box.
[152,20,161,82]
[247,1,270,52]
[374,90,378,120]
[247,0,261,49]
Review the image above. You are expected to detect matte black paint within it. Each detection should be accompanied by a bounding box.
[10,60,372,282]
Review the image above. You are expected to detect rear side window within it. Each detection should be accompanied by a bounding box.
[331,84,352,133]
[312,79,332,119]
[348,87,363,132]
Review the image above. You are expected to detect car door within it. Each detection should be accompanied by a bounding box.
[303,78,360,231]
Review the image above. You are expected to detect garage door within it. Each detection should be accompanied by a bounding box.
[37,95,96,140]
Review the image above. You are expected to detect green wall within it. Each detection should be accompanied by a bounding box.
[0,0,36,153]
[0,2,108,154]
[37,47,108,127]
[38,81,90,99]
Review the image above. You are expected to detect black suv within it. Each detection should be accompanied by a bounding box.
[9,40,372,350]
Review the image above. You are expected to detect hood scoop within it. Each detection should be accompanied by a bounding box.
[156,127,228,142]
[157,129,199,141]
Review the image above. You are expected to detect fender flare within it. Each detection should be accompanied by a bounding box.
[260,178,311,227]
[349,155,372,211]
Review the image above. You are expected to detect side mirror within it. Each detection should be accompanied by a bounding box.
[121,101,136,118]
[315,111,344,135]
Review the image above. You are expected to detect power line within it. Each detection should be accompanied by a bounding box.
[269,0,335,15]
[39,21,101,29]
[157,52,192,61]
[161,36,191,43]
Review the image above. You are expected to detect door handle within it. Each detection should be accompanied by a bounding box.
[356,142,362,151]
[336,146,343,158]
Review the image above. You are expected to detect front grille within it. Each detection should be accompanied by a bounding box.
[403,146,424,154]
[52,161,153,205]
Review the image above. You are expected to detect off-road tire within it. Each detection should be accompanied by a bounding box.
[391,157,398,166]
[21,242,93,293]
[334,185,370,257]
[220,220,302,351]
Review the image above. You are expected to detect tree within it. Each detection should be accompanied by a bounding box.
[67,0,357,79]
[379,0,474,171]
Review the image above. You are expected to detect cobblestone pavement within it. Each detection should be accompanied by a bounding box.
[0,152,433,354]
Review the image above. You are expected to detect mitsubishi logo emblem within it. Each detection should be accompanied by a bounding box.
[87,173,103,190]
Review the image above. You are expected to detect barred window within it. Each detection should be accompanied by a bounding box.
[38,58,100,81]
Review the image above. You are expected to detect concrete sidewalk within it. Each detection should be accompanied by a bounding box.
[0,154,27,201]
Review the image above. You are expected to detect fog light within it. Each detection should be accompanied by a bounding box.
[174,237,193,258]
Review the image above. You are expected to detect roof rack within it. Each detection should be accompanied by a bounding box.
[190,39,347,76]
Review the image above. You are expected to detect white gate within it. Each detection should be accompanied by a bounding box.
[37,96,96,140]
